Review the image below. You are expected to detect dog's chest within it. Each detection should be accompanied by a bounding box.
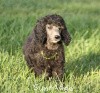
[34,50,60,63]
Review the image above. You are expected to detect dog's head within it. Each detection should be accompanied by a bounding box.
[35,14,71,46]
[46,24,63,44]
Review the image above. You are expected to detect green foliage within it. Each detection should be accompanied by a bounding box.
[0,0,100,93]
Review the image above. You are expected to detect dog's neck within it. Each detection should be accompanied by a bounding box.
[45,40,59,50]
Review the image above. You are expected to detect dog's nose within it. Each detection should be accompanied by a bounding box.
[55,35,60,39]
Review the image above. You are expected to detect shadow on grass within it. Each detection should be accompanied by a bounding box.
[65,52,100,77]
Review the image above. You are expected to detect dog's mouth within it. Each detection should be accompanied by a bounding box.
[45,39,61,50]
[51,39,61,44]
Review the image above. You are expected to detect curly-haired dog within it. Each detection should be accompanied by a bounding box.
[23,14,71,81]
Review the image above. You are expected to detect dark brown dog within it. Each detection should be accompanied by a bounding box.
[23,14,71,81]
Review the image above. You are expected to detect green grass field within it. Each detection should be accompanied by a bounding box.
[0,0,100,93]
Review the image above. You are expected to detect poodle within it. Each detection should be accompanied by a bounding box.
[23,14,71,81]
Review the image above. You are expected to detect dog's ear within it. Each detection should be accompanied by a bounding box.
[61,25,71,46]
[34,18,47,45]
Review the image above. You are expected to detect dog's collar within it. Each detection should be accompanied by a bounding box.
[41,51,57,60]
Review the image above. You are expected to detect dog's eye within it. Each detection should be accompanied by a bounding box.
[59,27,63,30]
[48,25,53,29]
[59,27,61,30]
[59,26,64,30]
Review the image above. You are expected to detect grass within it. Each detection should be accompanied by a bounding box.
[0,0,100,93]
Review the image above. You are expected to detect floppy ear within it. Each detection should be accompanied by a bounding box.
[61,26,71,46]
[34,18,47,45]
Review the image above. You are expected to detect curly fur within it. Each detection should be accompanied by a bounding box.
[23,14,71,80]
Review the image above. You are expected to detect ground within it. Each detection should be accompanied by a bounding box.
[0,0,100,93]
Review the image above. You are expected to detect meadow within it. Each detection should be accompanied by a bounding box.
[0,0,100,93]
